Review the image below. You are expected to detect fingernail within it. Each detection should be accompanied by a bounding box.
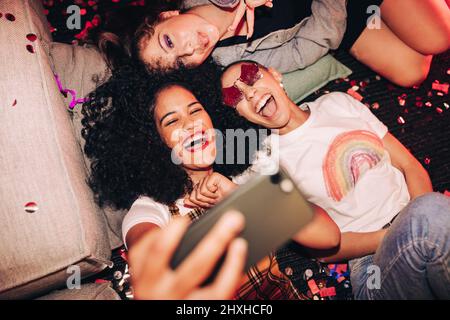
[222,211,245,230]
[233,238,248,252]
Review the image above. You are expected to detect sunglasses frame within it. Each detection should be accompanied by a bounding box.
[222,63,263,108]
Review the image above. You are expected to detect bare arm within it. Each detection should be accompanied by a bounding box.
[292,204,341,250]
[126,222,160,249]
[309,229,387,263]
[382,133,433,199]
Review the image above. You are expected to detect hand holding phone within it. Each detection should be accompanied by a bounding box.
[129,212,247,300]
[171,168,314,283]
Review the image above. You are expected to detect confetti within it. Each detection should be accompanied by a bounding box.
[24,202,39,213]
[336,264,348,274]
[371,102,380,110]
[347,89,363,101]
[5,13,15,21]
[432,82,449,94]
[308,279,320,295]
[425,102,433,108]
[397,116,406,125]
[424,158,431,165]
[320,287,337,298]
[26,44,35,53]
[445,191,450,197]
[94,279,109,284]
[360,80,369,88]
[12,99,17,107]
[26,33,37,42]
[436,107,443,114]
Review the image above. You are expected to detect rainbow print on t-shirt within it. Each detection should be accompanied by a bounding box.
[323,130,385,202]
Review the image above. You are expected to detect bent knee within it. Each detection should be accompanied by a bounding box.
[389,57,431,87]
[417,36,450,55]
[408,192,450,222]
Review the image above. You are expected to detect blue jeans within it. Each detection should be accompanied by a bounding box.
[349,192,450,299]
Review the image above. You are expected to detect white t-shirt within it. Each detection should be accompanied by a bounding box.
[251,92,410,232]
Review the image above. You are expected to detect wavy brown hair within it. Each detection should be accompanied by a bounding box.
[88,0,183,71]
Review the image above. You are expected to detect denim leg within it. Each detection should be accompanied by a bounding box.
[350,192,450,300]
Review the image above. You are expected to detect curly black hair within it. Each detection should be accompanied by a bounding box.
[82,59,266,211]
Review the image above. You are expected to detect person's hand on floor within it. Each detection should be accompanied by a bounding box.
[129,211,247,300]
[184,172,238,209]
[229,0,274,39]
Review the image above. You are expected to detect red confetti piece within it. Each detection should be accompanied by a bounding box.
[12,99,17,107]
[43,9,49,15]
[444,103,449,110]
[26,44,35,53]
[94,279,109,284]
[436,107,443,114]
[5,13,15,21]
[337,276,346,283]
[80,8,87,15]
[320,287,337,298]
[24,202,39,213]
[397,116,406,125]
[415,101,423,108]
[92,15,101,27]
[371,102,380,110]
[444,191,450,197]
[336,264,348,274]
[425,102,433,108]
[424,158,431,165]
[432,82,449,94]
[308,279,320,295]
[26,33,37,42]
[347,89,363,101]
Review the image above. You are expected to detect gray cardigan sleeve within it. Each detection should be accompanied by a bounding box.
[242,0,348,73]
[182,0,234,10]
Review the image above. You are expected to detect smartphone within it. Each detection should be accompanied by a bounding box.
[170,167,314,282]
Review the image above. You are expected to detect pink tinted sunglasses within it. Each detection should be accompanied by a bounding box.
[222,63,263,108]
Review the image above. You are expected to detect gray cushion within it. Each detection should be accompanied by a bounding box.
[283,54,352,104]
[0,0,111,299]
[37,283,121,300]
[47,42,126,250]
